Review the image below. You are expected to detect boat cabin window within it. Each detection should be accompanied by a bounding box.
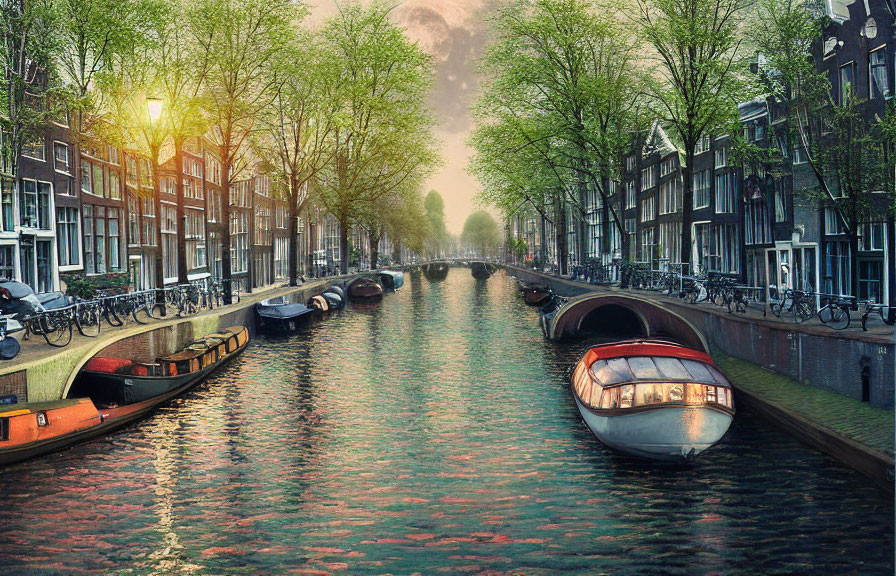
[597,382,733,410]
[0,417,8,441]
[589,356,727,386]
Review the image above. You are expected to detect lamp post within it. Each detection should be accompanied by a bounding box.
[147,97,165,313]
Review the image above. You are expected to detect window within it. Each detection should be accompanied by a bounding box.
[108,169,121,200]
[128,195,140,246]
[825,240,851,295]
[80,162,92,195]
[126,157,137,186]
[839,61,856,104]
[83,205,93,273]
[714,172,736,213]
[626,155,636,172]
[774,179,788,222]
[54,143,70,173]
[708,224,739,274]
[625,181,636,209]
[206,156,222,185]
[185,211,207,269]
[0,245,13,281]
[693,170,710,209]
[1,181,13,231]
[22,138,44,161]
[658,221,681,262]
[793,141,807,164]
[108,208,120,271]
[274,237,288,280]
[659,179,680,215]
[231,212,249,274]
[639,227,655,262]
[859,222,885,251]
[744,197,771,245]
[108,146,120,165]
[640,165,656,191]
[275,206,287,229]
[19,179,50,228]
[161,205,177,279]
[869,47,889,99]
[56,207,80,267]
[625,217,636,235]
[825,207,845,235]
[859,260,883,302]
[94,206,106,273]
[208,189,221,223]
[660,157,676,177]
[693,135,710,155]
[92,163,104,198]
[641,195,656,222]
[714,147,728,169]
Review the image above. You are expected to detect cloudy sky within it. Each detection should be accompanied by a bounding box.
[309,0,492,234]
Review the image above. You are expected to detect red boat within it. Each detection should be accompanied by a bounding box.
[0,326,249,466]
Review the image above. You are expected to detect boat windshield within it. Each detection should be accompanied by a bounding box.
[589,356,727,386]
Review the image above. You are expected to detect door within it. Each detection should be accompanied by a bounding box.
[20,236,34,290]
[36,240,51,293]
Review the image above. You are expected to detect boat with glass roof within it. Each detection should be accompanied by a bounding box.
[570,339,734,460]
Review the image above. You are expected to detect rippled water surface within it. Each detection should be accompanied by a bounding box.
[0,270,892,575]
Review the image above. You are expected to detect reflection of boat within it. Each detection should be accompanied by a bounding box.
[1,327,250,465]
[256,296,314,332]
[570,340,734,461]
[422,262,449,281]
[347,277,384,300]
[378,270,404,291]
[471,261,493,279]
[538,293,567,337]
[69,326,250,407]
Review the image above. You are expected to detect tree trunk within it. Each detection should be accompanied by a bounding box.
[849,217,859,298]
[151,149,165,310]
[288,205,299,286]
[221,156,233,305]
[680,146,695,270]
[175,140,188,284]
[370,235,380,270]
[539,213,547,270]
[556,198,568,276]
[339,216,349,275]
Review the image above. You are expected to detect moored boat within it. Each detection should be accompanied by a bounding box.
[378,270,404,291]
[520,283,551,306]
[422,262,449,281]
[570,340,734,461]
[256,296,314,332]
[69,326,250,407]
[2,326,250,465]
[471,261,493,279]
[309,294,330,312]
[347,277,384,300]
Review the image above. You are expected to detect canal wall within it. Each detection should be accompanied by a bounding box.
[0,276,359,403]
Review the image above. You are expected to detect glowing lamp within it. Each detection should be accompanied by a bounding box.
[146,98,164,122]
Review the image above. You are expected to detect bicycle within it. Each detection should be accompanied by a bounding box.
[861,302,896,331]
[22,307,74,347]
[816,294,854,330]
[770,289,814,323]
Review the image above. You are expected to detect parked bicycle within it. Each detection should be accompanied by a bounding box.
[816,294,854,330]
[861,301,896,332]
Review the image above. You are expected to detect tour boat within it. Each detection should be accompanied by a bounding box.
[471,261,493,279]
[347,277,384,300]
[1,326,249,465]
[69,326,250,407]
[422,262,449,281]
[256,297,314,332]
[570,340,734,461]
[378,270,404,291]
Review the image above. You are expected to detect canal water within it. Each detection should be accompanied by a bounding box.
[0,270,892,575]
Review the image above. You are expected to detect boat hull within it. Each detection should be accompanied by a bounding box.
[379,271,404,291]
[256,302,314,332]
[423,263,449,281]
[347,278,384,300]
[522,289,550,306]
[574,397,732,460]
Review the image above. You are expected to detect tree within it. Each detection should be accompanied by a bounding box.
[423,190,448,258]
[315,2,438,274]
[473,0,646,274]
[1,0,58,188]
[190,0,302,301]
[638,0,747,268]
[461,210,501,257]
[255,28,338,285]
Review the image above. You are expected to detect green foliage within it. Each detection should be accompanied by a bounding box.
[423,190,448,256]
[61,272,129,299]
[461,210,502,257]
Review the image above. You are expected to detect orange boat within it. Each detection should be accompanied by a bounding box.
[0,326,249,466]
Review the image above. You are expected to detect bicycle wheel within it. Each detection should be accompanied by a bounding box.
[104,304,124,327]
[76,308,101,337]
[132,302,153,324]
[820,305,850,330]
[794,301,813,323]
[40,314,72,347]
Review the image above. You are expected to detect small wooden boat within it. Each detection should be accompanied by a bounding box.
[256,296,314,332]
[69,326,250,407]
[1,326,250,465]
[570,340,734,461]
[471,261,493,279]
[378,270,404,291]
[521,284,552,306]
[347,277,383,300]
[309,294,330,312]
[422,262,449,281]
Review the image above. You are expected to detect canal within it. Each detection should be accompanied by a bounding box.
[0,270,892,575]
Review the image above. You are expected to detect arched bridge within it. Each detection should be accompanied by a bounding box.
[545,292,709,352]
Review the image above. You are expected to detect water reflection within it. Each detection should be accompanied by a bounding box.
[0,269,891,575]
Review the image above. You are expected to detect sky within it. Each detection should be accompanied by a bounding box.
[309,0,492,234]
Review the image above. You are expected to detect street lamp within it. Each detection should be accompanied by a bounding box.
[146,97,164,122]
